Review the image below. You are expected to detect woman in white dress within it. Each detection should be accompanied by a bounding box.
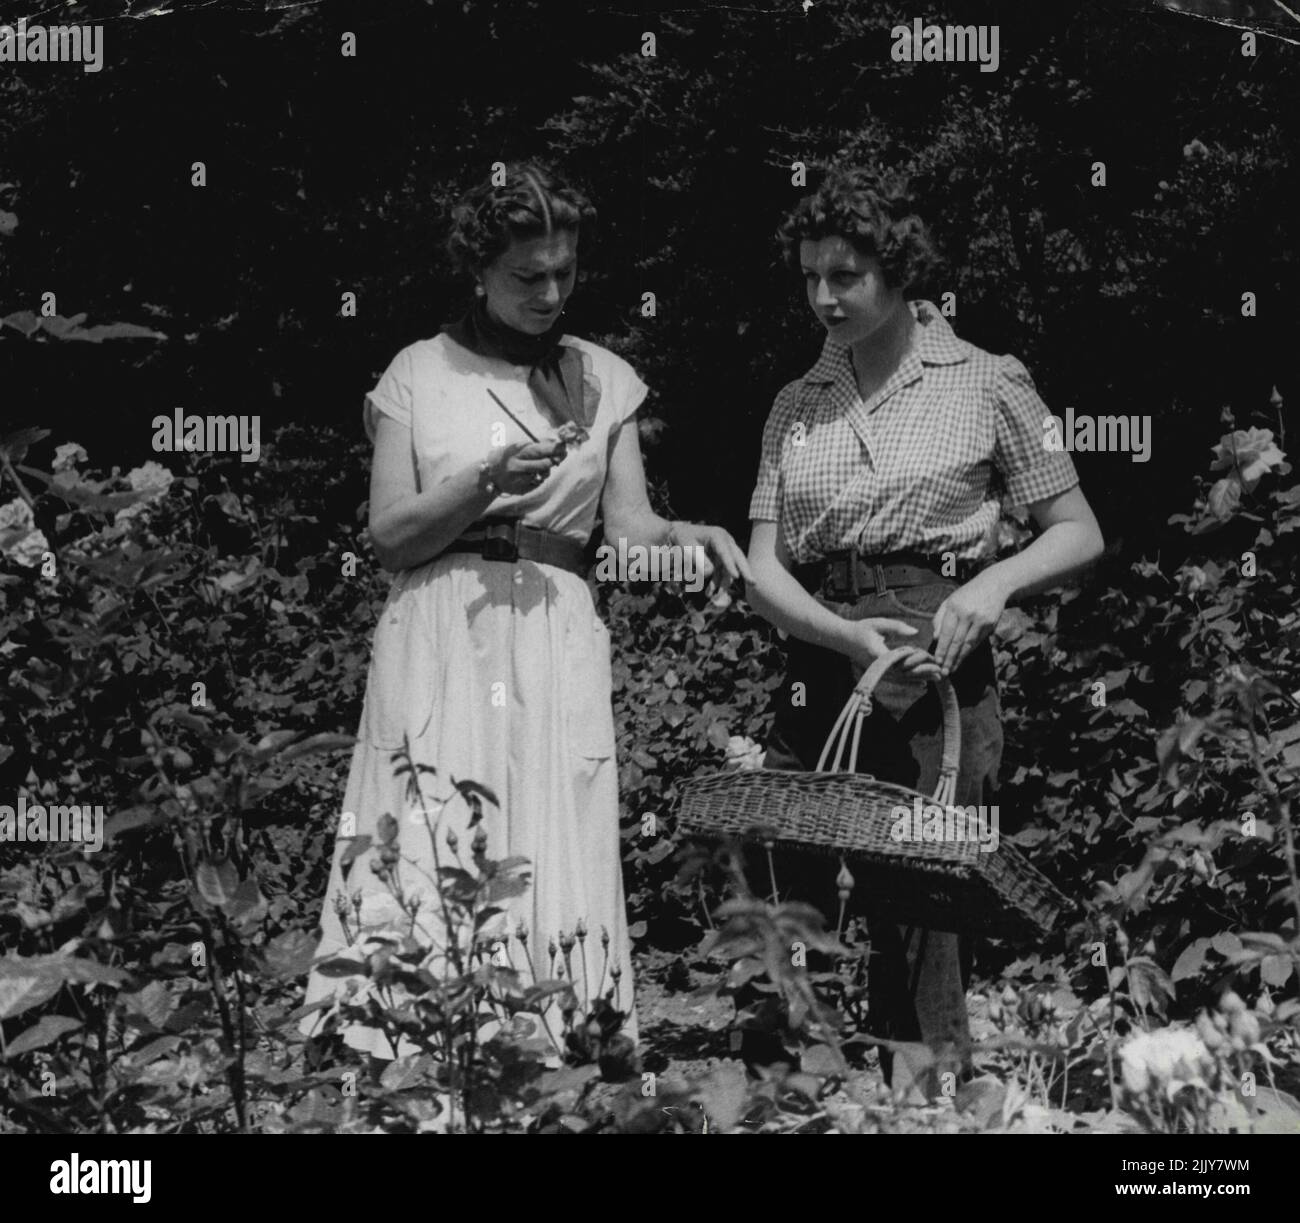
[300,162,751,1063]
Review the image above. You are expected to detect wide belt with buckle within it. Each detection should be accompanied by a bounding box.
[442,517,587,576]
[813,550,982,600]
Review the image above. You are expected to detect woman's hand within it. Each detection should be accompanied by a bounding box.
[843,618,944,680]
[669,522,755,590]
[931,571,1008,674]
[488,439,566,495]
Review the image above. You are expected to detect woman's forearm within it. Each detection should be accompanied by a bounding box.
[981,520,1103,604]
[603,509,674,550]
[370,462,496,572]
[745,558,859,656]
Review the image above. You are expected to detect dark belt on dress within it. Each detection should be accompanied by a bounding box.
[441,517,587,576]
[803,550,984,600]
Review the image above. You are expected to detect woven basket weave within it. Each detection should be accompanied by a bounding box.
[675,646,1069,939]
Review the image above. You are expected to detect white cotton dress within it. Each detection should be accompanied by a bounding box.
[300,331,647,1059]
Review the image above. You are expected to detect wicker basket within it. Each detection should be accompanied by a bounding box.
[675,647,1070,939]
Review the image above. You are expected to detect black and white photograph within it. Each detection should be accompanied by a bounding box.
[1,0,1299,1175]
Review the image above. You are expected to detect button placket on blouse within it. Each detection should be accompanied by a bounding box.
[855,350,924,420]
[837,350,928,555]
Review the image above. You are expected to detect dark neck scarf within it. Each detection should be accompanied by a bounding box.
[442,296,593,430]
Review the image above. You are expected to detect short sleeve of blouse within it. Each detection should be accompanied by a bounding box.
[362,346,416,442]
[602,347,650,427]
[992,355,1079,507]
[748,382,798,522]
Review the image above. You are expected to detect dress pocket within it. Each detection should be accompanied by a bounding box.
[563,615,617,760]
[880,581,957,619]
[362,584,438,752]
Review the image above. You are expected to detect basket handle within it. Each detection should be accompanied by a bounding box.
[813,645,962,808]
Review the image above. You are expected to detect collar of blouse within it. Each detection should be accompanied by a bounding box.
[802,298,971,394]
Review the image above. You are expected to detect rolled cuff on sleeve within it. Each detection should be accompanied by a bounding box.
[362,347,415,442]
[747,473,780,522]
[993,354,1080,507]
[1003,453,1079,507]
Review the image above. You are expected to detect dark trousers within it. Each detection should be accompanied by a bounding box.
[762,579,1004,1096]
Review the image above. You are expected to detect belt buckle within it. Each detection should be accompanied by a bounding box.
[826,555,856,599]
[481,521,519,563]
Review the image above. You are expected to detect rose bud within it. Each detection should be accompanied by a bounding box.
[1229,1010,1261,1046]
[1196,1011,1226,1050]
[1219,990,1247,1015]
[836,862,855,897]
[1120,1052,1150,1095]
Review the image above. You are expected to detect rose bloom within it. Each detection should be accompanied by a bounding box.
[724,735,766,771]
[6,529,50,568]
[115,462,176,526]
[0,499,49,568]
[0,498,34,533]
[52,442,89,473]
[126,460,174,493]
[1120,1027,1214,1098]
[356,890,410,942]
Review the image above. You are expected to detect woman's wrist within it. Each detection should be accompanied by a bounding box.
[817,613,863,658]
[971,558,1019,605]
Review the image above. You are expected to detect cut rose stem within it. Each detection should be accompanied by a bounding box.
[485,389,540,443]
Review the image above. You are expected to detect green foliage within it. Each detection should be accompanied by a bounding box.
[597,575,782,935]
[3,0,1300,1131]
[4,386,1300,1132]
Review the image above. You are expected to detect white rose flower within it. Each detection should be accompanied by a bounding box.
[1119,1036,1151,1094]
[126,461,174,493]
[0,499,34,532]
[1141,1031,1180,1082]
[3,526,49,568]
[1162,1028,1214,1095]
[724,735,766,772]
[52,443,88,473]
[115,462,175,527]
[357,890,410,941]
[1122,1027,1214,1101]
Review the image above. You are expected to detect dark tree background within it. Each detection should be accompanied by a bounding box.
[2,0,1297,558]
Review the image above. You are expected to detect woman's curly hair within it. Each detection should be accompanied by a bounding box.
[777,167,940,292]
[445,161,596,276]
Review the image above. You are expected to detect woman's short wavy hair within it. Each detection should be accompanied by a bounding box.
[445,161,596,276]
[777,167,939,292]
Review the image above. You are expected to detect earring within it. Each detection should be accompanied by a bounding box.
[474,283,485,298]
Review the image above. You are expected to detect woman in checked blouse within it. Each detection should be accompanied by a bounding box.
[745,168,1104,1098]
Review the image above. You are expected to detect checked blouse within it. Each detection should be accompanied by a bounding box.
[748,300,1080,564]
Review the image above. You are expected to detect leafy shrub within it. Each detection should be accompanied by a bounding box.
[4,379,1299,1132]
